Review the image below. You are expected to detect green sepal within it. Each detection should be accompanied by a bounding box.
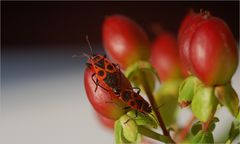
[155,79,181,126]
[126,110,158,129]
[124,61,157,92]
[119,115,138,143]
[191,121,202,136]
[226,120,240,143]
[114,120,129,144]
[191,130,214,143]
[215,83,239,117]
[178,76,203,108]
[191,117,219,135]
[191,86,218,122]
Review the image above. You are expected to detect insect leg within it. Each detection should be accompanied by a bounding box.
[91,73,98,91]
[91,73,109,92]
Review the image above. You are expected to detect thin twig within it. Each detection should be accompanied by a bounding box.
[140,71,175,143]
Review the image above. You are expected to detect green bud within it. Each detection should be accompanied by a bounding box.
[114,120,124,144]
[120,115,138,143]
[178,76,203,108]
[215,83,239,117]
[191,86,218,122]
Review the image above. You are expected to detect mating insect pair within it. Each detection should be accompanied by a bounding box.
[83,36,152,116]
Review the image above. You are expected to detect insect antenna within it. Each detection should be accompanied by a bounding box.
[72,53,90,59]
[86,35,94,56]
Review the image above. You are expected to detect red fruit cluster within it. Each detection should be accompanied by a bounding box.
[178,11,238,86]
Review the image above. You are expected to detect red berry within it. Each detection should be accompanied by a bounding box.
[179,11,238,85]
[150,32,186,81]
[84,68,131,120]
[103,15,150,69]
[178,10,197,38]
[178,12,207,73]
[189,17,238,85]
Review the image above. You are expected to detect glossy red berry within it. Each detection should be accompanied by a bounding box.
[178,12,207,73]
[179,11,238,86]
[103,15,150,69]
[150,32,187,81]
[84,68,131,120]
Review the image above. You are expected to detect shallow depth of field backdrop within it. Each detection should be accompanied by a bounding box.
[1,1,239,144]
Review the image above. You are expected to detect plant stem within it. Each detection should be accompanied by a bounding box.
[176,115,196,143]
[202,112,214,131]
[138,126,172,143]
[139,71,174,143]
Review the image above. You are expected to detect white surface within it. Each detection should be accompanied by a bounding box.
[0,70,114,144]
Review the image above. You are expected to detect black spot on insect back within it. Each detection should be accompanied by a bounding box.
[130,101,135,106]
[122,91,132,102]
[143,103,151,113]
[95,58,105,68]
[135,99,143,109]
[98,70,104,76]
[103,72,118,89]
[106,64,114,70]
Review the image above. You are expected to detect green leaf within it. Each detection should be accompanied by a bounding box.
[154,80,181,126]
[119,115,138,143]
[191,121,202,136]
[178,76,203,108]
[191,130,214,143]
[215,83,239,117]
[226,120,240,143]
[191,86,218,122]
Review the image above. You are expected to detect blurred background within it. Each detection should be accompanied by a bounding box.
[1,1,239,144]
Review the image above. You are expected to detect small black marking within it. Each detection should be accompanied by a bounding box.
[103,72,118,88]
[143,102,151,113]
[98,70,104,76]
[95,58,105,68]
[135,99,143,109]
[130,101,135,106]
[107,64,113,70]
[122,91,132,102]
[134,93,138,98]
